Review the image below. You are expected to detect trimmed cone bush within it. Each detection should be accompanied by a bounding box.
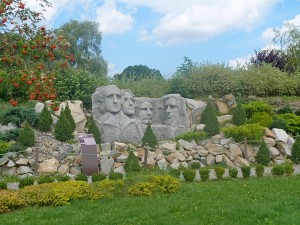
[87,117,101,144]
[256,140,270,166]
[255,164,264,177]
[241,166,251,178]
[201,102,220,136]
[199,167,210,181]
[232,102,246,125]
[63,102,76,132]
[291,136,300,164]
[124,151,141,173]
[18,121,35,147]
[38,105,53,132]
[214,166,225,179]
[182,168,196,182]
[142,122,158,149]
[229,167,238,178]
[54,112,73,142]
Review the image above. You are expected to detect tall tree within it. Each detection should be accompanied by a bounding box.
[114,64,163,80]
[55,20,107,77]
[176,56,195,75]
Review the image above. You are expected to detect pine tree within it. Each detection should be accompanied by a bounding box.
[88,117,101,144]
[256,140,271,166]
[232,102,246,125]
[201,102,220,136]
[142,122,158,149]
[19,121,35,147]
[54,112,73,141]
[124,151,141,172]
[291,136,300,163]
[63,102,76,132]
[38,105,53,132]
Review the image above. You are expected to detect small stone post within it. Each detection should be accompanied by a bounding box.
[34,148,39,176]
[144,143,149,167]
[244,137,248,160]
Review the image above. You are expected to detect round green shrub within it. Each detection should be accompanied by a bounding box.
[54,112,73,142]
[91,172,107,182]
[142,122,158,149]
[283,163,294,176]
[256,141,271,166]
[247,112,273,128]
[241,166,251,178]
[8,143,25,153]
[18,121,35,147]
[232,102,246,125]
[38,105,53,132]
[0,181,7,190]
[55,174,70,182]
[168,168,181,178]
[229,167,238,178]
[201,102,220,136]
[269,118,287,130]
[75,173,88,182]
[214,166,225,179]
[87,117,101,144]
[271,165,285,176]
[182,168,196,182]
[124,151,141,173]
[190,161,201,169]
[277,106,293,114]
[108,171,123,180]
[199,167,210,181]
[37,174,55,184]
[243,101,272,119]
[291,136,300,164]
[255,164,264,177]
[0,141,11,155]
[19,176,35,188]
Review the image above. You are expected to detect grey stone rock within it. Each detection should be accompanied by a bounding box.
[158,141,176,154]
[2,167,17,176]
[178,139,194,151]
[206,155,215,166]
[217,115,232,123]
[101,143,111,152]
[35,102,44,113]
[263,136,276,147]
[174,150,186,162]
[216,155,223,163]
[7,160,16,168]
[17,166,33,175]
[100,157,114,175]
[269,147,280,158]
[7,182,19,190]
[70,166,81,176]
[207,143,224,156]
[234,156,250,167]
[272,128,289,143]
[117,154,128,163]
[157,158,168,170]
[38,158,60,174]
[16,158,29,166]
[58,163,70,175]
[166,153,179,164]
[0,122,17,133]
[0,156,9,166]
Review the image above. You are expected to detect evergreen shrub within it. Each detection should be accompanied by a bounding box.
[54,112,73,142]
[222,123,264,142]
[256,141,271,166]
[190,161,201,169]
[91,173,107,182]
[175,131,207,143]
[108,171,123,180]
[19,176,35,188]
[255,164,264,177]
[271,165,285,176]
[243,101,272,119]
[277,106,293,114]
[0,181,7,190]
[291,136,300,163]
[142,122,158,149]
[38,105,53,132]
[269,118,287,130]
[214,166,225,179]
[199,167,210,181]
[0,141,11,155]
[168,168,181,178]
[55,174,70,182]
[283,163,294,176]
[182,168,196,182]
[124,151,141,173]
[232,102,246,125]
[37,174,55,184]
[18,122,35,147]
[241,166,251,178]
[87,117,101,144]
[63,102,76,132]
[277,113,300,136]
[200,102,220,136]
[229,167,238,178]
[247,112,273,128]
[75,173,88,182]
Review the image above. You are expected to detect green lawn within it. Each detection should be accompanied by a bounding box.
[1,175,300,225]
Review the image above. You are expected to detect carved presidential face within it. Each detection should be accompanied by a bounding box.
[139,101,153,125]
[122,91,135,117]
[104,86,122,113]
[165,97,179,126]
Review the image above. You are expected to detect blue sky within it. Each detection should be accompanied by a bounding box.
[30,0,300,77]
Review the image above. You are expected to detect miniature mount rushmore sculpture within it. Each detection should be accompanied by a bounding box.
[92,85,207,144]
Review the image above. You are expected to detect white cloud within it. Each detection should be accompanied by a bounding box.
[107,62,120,76]
[95,0,135,35]
[228,54,252,69]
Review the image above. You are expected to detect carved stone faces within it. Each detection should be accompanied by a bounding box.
[139,100,153,125]
[103,85,122,114]
[122,90,135,117]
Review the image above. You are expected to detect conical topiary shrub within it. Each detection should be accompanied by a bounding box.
[142,122,158,149]
[291,136,300,163]
[124,151,141,173]
[38,105,53,132]
[256,140,270,166]
[88,117,101,144]
[19,121,35,147]
[63,102,76,132]
[232,102,246,125]
[54,111,73,141]
[201,102,220,136]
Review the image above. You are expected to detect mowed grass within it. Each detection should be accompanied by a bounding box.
[2,175,300,225]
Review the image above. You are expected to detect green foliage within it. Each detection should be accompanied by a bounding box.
[124,151,141,173]
[243,101,272,119]
[149,175,180,194]
[89,179,124,200]
[232,102,246,125]
[87,117,101,144]
[201,102,220,136]
[255,164,265,177]
[63,103,76,132]
[283,163,294,176]
[75,173,88,182]
[108,171,123,180]
[142,122,158,149]
[229,167,238,178]
[271,165,285,176]
[8,143,25,153]
[241,166,251,178]
[0,129,20,142]
[199,167,210,181]
[269,118,287,130]
[256,141,271,166]
[222,123,264,142]
[91,173,106,182]
[277,106,293,114]
[0,181,7,190]
[190,162,201,169]
[175,131,207,143]
[0,106,39,128]
[168,168,181,178]
[214,166,225,179]
[0,141,11,155]
[18,122,35,147]
[0,190,25,213]
[19,176,35,188]
[291,136,300,163]
[37,175,55,184]
[54,112,73,142]
[247,112,273,128]
[54,174,70,182]
[38,105,53,132]
[277,113,300,135]
[127,181,156,196]
[182,168,196,182]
